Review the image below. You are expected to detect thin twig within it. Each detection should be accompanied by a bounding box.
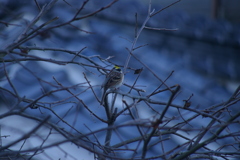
[142,85,180,159]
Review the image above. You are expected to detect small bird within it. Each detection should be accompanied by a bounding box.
[101,65,124,105]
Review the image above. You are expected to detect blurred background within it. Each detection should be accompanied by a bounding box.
[0,0,240,159]
[1,0,239,107]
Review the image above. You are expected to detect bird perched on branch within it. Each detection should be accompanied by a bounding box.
[101,65,124,105]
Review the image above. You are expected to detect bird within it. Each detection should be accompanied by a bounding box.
[100,65,124,105]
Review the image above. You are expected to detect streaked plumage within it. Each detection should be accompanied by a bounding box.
[101,65,124,105]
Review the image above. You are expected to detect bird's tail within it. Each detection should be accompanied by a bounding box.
[100,88,106,105]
